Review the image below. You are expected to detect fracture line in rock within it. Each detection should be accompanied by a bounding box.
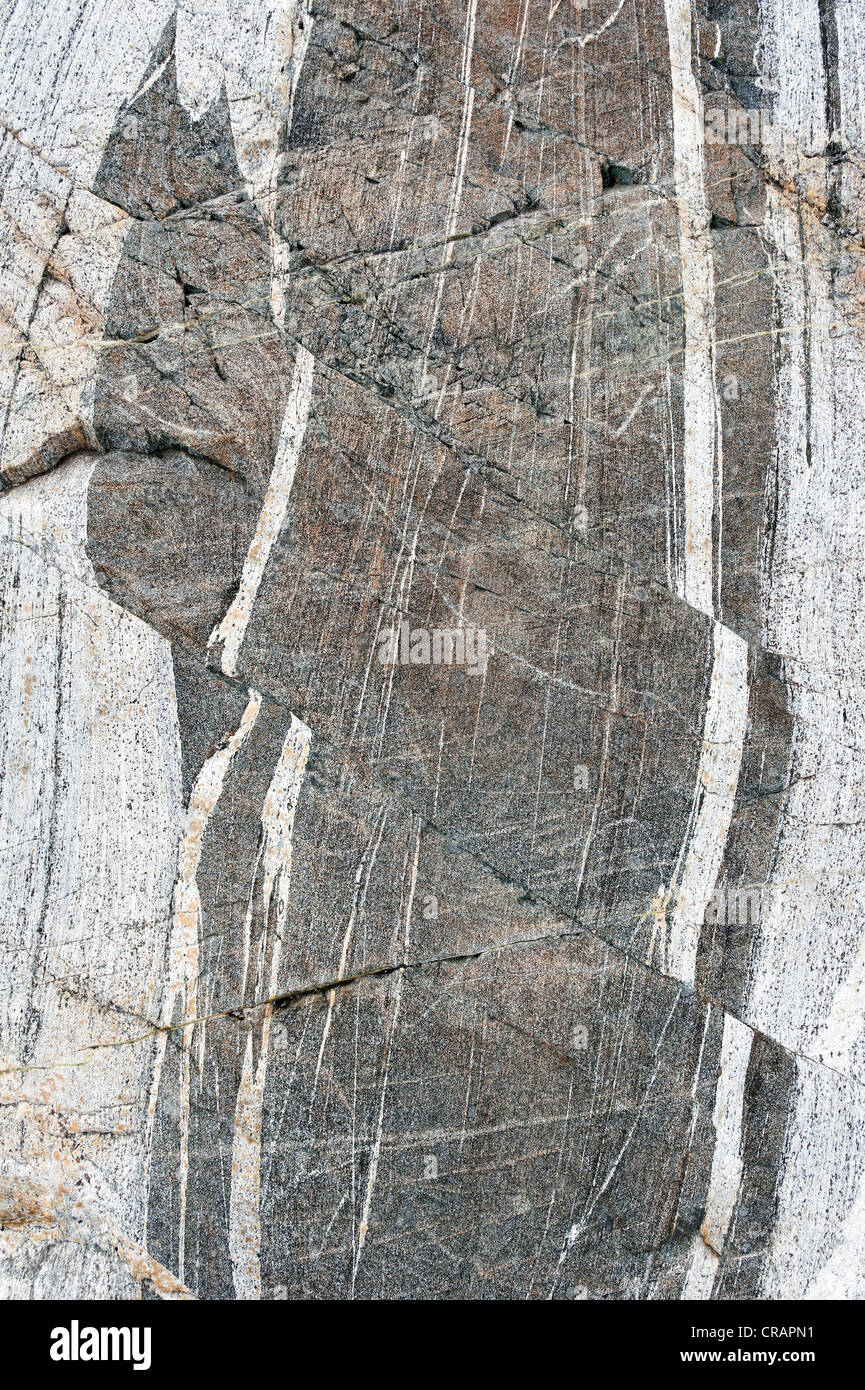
[682,1013,752,1299]
[229,715,311,1300]
[208,345,314,676]
[663,0,722,618]
[665,622,749,985]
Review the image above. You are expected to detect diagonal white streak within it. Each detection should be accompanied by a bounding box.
[663,0,722,618]
[229,716,312,1300]
[665,622,749,984]
[208,345,314,676]
[147,689,262,1281]
[682,1014,753,1298]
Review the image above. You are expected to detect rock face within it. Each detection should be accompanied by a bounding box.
[1,0,864,1302]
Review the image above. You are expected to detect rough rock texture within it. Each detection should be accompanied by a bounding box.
[1,0,865,1301]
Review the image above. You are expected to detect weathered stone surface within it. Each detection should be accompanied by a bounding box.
[2,0,865,1302]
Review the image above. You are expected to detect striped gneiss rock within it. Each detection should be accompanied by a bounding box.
[1,0,865,1300]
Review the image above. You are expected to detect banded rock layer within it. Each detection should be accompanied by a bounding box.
[1,0,864,1300]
